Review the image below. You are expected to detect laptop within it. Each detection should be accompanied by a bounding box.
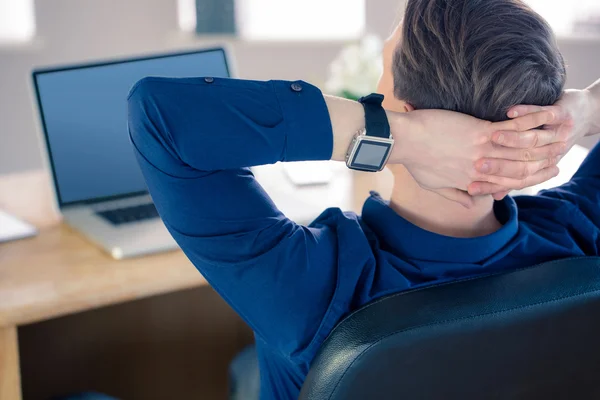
[32,48,232,259]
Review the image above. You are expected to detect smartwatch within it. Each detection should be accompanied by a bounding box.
[345,93,394,172]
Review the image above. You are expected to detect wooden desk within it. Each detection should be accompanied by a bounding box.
[0,168,393,400]
[0,170,205,400]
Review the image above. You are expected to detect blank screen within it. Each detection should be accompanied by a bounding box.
[354,142,389,167]
[35,49,229,205]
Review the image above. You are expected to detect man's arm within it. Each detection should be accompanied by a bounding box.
[325,94,564,207]
[539,79,600,232]
[587,79,600,136]
[128,77,348,359]
[127,76,564,357]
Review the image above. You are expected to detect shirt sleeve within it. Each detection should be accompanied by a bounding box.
[532,142,600,253]
[539,143,600,223]
[127,77,341,359]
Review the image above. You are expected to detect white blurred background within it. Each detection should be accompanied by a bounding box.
[0,0,599,175]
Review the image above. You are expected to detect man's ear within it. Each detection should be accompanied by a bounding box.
[404,103,415,112]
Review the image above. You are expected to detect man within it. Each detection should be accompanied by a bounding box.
[379,0,568,238]
[127,1,600,399]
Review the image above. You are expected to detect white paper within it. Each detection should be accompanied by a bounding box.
[282,161,334,186]
[0,209,38,243]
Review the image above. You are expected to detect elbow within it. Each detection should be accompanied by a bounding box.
[128,78,189,175]
[127,77,165,145]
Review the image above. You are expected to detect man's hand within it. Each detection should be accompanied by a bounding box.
[394,108,565,208]
[469,82,600,199]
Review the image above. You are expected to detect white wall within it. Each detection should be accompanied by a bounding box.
[0,0,598,174]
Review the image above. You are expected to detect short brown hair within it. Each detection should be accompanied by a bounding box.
[393,0,566,122]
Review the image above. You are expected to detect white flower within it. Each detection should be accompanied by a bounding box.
[325,34,384,98]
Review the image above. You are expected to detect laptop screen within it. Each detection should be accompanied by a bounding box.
[33,48,230,206]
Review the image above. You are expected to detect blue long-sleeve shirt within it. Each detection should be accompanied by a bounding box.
[128,77,600,400]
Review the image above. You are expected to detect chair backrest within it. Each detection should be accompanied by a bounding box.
[299,257,600,400]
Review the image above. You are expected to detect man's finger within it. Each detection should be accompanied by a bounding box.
[474,157,556,179]
[492,110,556,132]
[507,104,569,122]
[436,188,475,209]
[506,104,565,118]
[467,182,509,197]
[491,128,563,148]
[492,190,511,201]
[491,142,566,162]
[506,105,545,118]
[472,166,560,191]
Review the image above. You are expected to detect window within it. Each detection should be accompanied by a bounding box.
[526,0,600,36]
[0,0,35,42]
[178,0,366,40]
[178,0,197,32]
[237,0,365,40]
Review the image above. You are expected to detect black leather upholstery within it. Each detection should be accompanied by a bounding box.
[299,257,600,400]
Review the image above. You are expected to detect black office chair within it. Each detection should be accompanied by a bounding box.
[300,257,600,400]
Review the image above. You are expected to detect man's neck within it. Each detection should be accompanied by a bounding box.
[389,166,502,238]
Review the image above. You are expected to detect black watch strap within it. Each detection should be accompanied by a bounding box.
[358,93,390,139]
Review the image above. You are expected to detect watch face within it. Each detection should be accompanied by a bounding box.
[350,139,392,171]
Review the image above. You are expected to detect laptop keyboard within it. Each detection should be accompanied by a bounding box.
[96,203,159,225]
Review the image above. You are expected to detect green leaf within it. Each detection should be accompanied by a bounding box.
[340,90,361,101]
